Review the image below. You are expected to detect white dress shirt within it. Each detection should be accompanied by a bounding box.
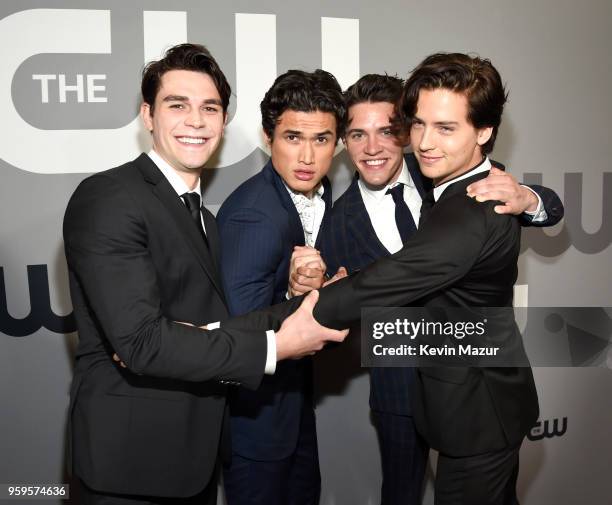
[358,159,422,254]
[284,183,326,247]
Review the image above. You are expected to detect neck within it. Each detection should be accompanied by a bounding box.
[433,154,485,187]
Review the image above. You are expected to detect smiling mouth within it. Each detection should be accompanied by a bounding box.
[419,154,442,163]
[177,136,206,145]
[363,159,388,167]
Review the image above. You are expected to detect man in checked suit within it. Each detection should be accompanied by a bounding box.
[217,69,345,505]
[282,57,564,504]
[63,44,346,505]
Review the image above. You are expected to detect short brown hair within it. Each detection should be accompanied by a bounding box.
[141,43,231,114]
[398,53,507,154]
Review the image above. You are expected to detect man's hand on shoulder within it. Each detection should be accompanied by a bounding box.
[466,167,539,214]
[275,290,348,361]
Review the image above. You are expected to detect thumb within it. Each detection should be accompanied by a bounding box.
[299,289,319,314]
[489,166,505,175]
[336,266,348,277]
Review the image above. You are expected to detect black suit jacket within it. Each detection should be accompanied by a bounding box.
[231,168,539,457]
[63,154,267,497]
[318,153,562,419]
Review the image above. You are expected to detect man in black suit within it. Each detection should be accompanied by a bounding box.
[291,74,562,504]
[63,44,346,505]
[245,53,546,504]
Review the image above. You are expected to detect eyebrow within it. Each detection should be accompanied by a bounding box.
[282,129,334,137]
[162,95,223,106]
[413,116,459,127]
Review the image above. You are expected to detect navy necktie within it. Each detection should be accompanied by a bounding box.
[386,184,417,244]
[181,192,209,247]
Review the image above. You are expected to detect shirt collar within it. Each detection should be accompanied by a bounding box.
[433,157,491,202]
[147,149,201,199]
[358,158,415,202]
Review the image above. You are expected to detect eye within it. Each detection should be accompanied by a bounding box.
[381,128,393,137]
[349,132,363,140]
[203,106,220,113]
[169,103,184,109]
[316,136,329,144]
[411,120,424,129]
[439,126,454,134]
[285,134,299,142]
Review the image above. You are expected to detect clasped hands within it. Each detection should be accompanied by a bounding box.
[288,245,348,298]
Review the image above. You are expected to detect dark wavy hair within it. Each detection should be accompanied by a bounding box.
[398,53,507,154]
[141,43,231,114]
[260,69,346,142]
[344,73,404,110]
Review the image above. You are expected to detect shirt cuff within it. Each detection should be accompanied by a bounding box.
[207,321,220,330]
[521,185,548,223]
[264,330,277,374]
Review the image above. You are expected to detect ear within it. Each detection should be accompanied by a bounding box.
[264,129,273,147]
[476,126,493,146]
[221,112,228,137]
[140,103,153,132]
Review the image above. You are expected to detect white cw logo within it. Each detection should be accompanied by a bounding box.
[0,9,359,174]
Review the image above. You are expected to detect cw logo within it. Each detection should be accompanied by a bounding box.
[527,417,568,441]
[0,9,359,174]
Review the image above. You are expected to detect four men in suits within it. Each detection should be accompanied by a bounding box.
[217,69,345,505]
[63,44,346,505]
[64,40,564,505]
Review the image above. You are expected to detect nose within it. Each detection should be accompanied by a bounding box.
[185,108,204,129]
[299,141,315,165]
[417,127,434,152]
[364,135,381,155]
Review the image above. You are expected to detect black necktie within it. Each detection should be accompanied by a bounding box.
[386,184,417,244]
[419,189,436,227]
[181,192,209,247]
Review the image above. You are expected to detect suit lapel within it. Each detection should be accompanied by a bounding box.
[345,175,390,260]
[264,161,306,246]
[315,176,332,249]
[135,154,226,301]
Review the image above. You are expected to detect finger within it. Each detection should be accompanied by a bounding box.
[120,361,127,369]
[112,353,120,362]
[473,191,512,203]
[291,246,319,259]
[336,266,348,277]
[296,266,324,278]
[493,204,514,215]
[325,328,350,343]
[489,166,505,175]
[298,289,319,314]
[293,255,323,269]
[304,259,326,270]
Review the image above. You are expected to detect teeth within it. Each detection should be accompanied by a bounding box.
[364,159,386,166]
[178,137,205,144]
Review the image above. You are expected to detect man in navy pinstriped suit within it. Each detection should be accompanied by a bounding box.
[217,69,346,505]
[290,74,563,505]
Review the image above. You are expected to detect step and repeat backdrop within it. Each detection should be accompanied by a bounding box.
[1,1,611,504]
